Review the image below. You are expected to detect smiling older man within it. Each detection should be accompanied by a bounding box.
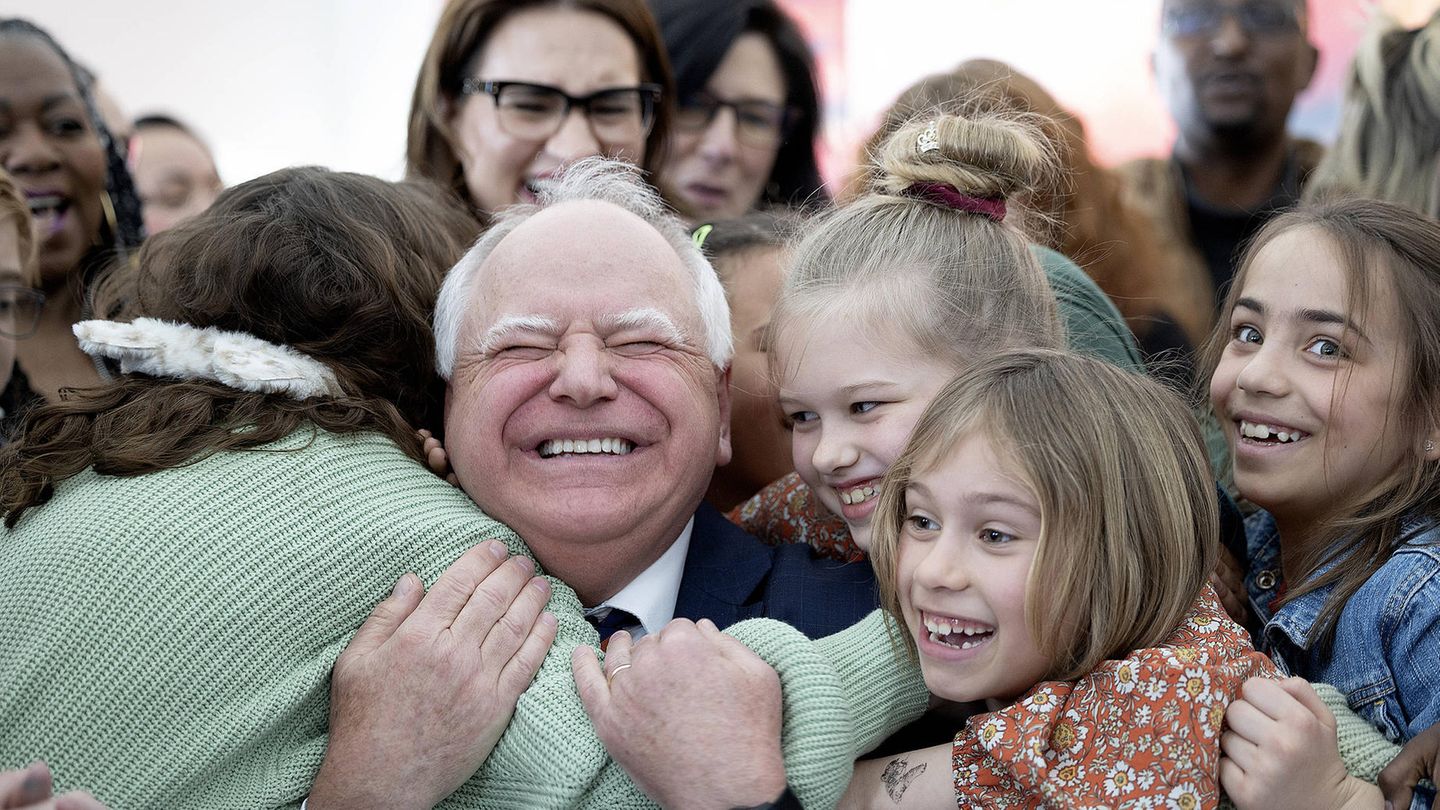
[430,157,875,640]
[299,158,925,810]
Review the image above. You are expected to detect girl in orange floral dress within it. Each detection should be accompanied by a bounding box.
[841,348,1279,809]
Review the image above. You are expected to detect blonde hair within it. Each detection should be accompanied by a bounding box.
[772,111,1063,379]
[1306,11,1440,218]
[871,348,1218,681]
[0,168,37,284]
[1200,197,1440,655]
[843,62,1210,349]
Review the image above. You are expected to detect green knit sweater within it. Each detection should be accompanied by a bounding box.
[0,429,929,809]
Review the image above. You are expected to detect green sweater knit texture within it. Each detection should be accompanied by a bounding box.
[0,429,928,809]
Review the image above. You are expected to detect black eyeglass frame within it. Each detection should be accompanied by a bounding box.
[673,91,798,148]
[0,284,45,339]
[1161,1,1302,38]
[459,79,664,142]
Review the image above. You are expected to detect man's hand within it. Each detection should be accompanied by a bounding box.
[572,619,787,810]
[1380,721,1440,810]
[309,541,557,810]
[0,762,107,810]
[1220,676,1381,810]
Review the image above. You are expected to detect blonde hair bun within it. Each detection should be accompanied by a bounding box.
[874,110,1058,203]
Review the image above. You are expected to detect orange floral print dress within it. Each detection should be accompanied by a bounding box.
[951,587,1278,809]
[728,472,865,562]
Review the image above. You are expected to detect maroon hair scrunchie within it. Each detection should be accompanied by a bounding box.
[902,182,1007,222]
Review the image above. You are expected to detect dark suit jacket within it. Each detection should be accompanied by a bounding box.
[672,503,879,639]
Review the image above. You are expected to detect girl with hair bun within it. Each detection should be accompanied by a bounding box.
[733,109,1145,560]
[767,111,1066,555]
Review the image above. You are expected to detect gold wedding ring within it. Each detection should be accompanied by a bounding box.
[606,663,633,686]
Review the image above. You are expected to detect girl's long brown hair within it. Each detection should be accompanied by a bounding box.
[1,168,479,527]
[1200,198,1440,655]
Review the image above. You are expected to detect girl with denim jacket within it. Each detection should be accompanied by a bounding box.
[1207,198,1440,809]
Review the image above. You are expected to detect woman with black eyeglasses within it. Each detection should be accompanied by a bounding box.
[407,0,673,222]
[650,0,828,224]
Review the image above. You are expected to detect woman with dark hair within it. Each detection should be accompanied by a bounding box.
[406,0,674,221]
[0,166,565,808]
[649,0,827,223]
[0,19,144,420]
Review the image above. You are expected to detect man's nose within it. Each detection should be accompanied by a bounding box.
[548,341,619,407]
[1210,10,1252,57]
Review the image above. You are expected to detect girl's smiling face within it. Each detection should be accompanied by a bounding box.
[1209,226,1437,532]
[896,430,1050,707]
[776,315,953,550]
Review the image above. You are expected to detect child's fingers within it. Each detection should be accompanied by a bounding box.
[1276,677,1335,727]
[1223,698,1272,744]
[1238,676,1310,724]
[1220,730,1260,771]
[1217,756,1247,803]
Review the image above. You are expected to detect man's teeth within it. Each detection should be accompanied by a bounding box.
[923,615,993,649]
[838,484,878,505]
[1240,420,1304,443]
[538,437,634,458]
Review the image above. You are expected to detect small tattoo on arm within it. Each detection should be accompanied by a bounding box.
[880,757,927,803]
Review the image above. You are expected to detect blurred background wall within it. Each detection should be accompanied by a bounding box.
[14,0,1438,186]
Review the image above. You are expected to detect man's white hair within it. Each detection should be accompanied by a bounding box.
[434,157,734,379]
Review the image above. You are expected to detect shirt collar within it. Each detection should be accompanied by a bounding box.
[592,517,693,639]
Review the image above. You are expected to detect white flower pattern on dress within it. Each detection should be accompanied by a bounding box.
[950,586,1280,809]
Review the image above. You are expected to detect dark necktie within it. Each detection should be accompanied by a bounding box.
[585,606,641,651]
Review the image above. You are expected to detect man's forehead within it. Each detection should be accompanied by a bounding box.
[480,202,684,288]
[471,201,697,330]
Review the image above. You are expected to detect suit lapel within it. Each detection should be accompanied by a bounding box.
[672,503,773,628]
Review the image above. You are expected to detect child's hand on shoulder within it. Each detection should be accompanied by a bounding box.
[417,428,459,486]
[1380,721,1440,810]
[1220,676,1382,810]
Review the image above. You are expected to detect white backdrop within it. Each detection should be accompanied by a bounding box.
[13,0,447,184]
[15,0,1433,187]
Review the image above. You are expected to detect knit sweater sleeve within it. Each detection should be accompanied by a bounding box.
[0,430,927,809]
[455,606,928,808]
[1316,682,1401,782]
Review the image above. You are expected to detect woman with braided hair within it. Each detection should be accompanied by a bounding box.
[0,18,145,432]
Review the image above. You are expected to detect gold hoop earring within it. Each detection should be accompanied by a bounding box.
[98,190,118,244]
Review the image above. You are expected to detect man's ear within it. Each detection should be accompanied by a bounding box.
[714,365,733,467]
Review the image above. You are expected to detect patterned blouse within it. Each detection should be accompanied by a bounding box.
[728,472,865,562]
[951,587,1278,808]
